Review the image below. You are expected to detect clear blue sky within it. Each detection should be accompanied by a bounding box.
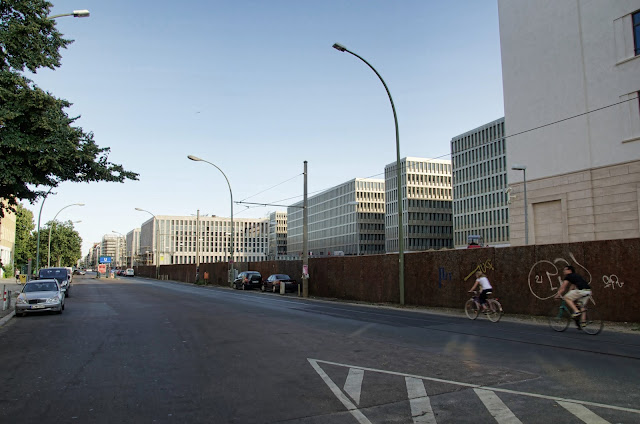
[24,0,504,256]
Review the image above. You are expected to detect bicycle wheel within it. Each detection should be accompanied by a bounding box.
[548,305,570,332]
[486,299,502,323]
[581,307,603,335]
[465,299,479,320]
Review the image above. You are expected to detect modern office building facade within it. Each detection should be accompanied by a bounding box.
[125,228,140,267]
[101,234,125,268]
[138,215,269,265]
[451,118,510,248]
[267,211,288,259]
[499,0,640,245]
[385,157,454,252]
[287,178,385,257]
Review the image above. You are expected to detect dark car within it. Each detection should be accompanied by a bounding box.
[262,274,297,293]
[233,271,263,290]
[38,267,72,298]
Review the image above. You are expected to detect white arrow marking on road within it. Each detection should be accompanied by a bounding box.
[558,401,611,424]
[344,368,364,405]
[405,377,437,424]
[474,388,523,424]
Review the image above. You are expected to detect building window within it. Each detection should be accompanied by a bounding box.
[634,11,640,55]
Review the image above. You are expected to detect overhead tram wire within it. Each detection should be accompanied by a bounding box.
[238,173,303,203]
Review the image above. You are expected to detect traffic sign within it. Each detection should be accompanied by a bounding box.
[99,256,112,264]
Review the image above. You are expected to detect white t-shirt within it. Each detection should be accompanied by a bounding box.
[477,276,492,290]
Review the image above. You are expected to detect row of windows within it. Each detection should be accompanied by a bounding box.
[454,226,510,246]
[454,192,509,215]
[451,122,504,153]
[453,138,506,168]
[454,174,507,199]
[456,208,509,229]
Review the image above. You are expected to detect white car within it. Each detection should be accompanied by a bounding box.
[15,279,65,316]
[125,268,135,277]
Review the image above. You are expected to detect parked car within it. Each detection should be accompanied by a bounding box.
[125,268,135,277]
[233,271,263,290]
[38,267,72,298]
[15,279,65,316]
[72,269,86,275]
[262,274,298,293]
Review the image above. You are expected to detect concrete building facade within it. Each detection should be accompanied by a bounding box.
[138,215,269,265]
[267,211,288,259]
[126,228,140,267]
[499,0,640,245]
[385,157,453,252]
[288,178,386,257]
[0,205,16,273]
[451,118,510,248]
[101,234,125,268]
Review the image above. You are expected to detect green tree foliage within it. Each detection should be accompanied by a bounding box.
[14,202,35,268]
[42,219,81,267]
[0,0,138,217]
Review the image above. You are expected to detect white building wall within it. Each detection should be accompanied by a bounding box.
[499,0,640,245]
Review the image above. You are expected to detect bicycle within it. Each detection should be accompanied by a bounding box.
[548,296,603,335]
[465,290,502,322]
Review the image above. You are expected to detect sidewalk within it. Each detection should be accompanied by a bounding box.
[0,278,22,325]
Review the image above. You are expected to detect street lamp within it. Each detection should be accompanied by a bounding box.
[48,203,84,268]
[332,42,405,304]
[188,155,235,285]
[47,9,90,19]
[112,231,126,269]
[512,164,529,245]
[135,208,159,279]
[35,187,55,275]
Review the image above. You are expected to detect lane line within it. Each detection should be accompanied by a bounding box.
[344,368,365,405]
[405,377,437,424]
[309,359,640,415]
[558,401,611,424]
[474,388,523,424]
[308,359,372,424]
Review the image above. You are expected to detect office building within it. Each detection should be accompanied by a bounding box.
[138,215,269,265]
[267,212,288,259]
[499,0,640,245]
[101,234,125,268]
[451,118,510,248]
[385,157,453,252]
[288,178,386,257]
[126,228,140,267]
[0,204,16,273]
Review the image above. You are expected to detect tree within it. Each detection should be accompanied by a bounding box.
[14,202,35,268]
[0,0,138,217]
[43,220,82,267]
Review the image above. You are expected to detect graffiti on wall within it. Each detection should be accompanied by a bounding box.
[438,267,453,288]
[463,259,494,282]
[527,253,592,300]
[603,275,624,290]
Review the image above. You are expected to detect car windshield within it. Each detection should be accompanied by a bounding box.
[275,274,290,280]
[38,268,67,282]
[24,282,58,292]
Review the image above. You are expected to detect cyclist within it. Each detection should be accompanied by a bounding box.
[468,271,493,311]
[554,265,591,319]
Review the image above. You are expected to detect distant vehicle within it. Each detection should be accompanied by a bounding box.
[233,271,262,290]
[262,274,297,293]
[467,235,485,249]
[125,269,134,277]
[15,279,65,316]
[38,267,72,297]
[73,269,86,275]
[86,268,93,272]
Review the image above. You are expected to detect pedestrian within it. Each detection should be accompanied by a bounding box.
[15,267,20,282]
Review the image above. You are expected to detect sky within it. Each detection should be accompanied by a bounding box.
[22,0,505,256]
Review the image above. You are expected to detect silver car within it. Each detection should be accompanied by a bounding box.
[15,279,65,316]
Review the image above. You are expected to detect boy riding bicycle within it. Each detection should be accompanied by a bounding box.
[554,265,591,323]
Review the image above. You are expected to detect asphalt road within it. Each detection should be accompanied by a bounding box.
[0,275,639,423]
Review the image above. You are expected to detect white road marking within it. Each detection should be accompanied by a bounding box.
[558,401,611,424]
[309,359,640,415]
[344,368,365,405]
[405,377,437,424]
[308,360,372,424]
[474,388,523,424]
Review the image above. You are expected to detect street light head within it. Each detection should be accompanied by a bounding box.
[188,155,203,162]
[332,43,347,52]
[77,203,85,206]
[135,207,144,211]
[73,10,90,17]
[512,164,527,171]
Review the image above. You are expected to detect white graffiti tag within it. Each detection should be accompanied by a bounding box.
[527,253,592,300]
[603,275,624,290]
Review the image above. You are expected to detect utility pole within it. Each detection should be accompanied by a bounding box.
[196,209,200,282]
[302,161,309,298]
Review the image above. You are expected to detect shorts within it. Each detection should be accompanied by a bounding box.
[564,289,591,304]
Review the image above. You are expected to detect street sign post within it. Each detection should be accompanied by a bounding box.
[99,256,112,264]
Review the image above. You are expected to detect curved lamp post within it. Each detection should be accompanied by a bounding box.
[135,208,159,279]
[47,9,90,20]
[332,42,405,305]
[35,187,55,274]
[48,203,84,267]
[188,155,235,286]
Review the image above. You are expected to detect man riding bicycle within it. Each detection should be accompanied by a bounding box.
[554,265,591,319]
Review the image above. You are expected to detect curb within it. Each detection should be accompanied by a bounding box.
[0,310,15,326]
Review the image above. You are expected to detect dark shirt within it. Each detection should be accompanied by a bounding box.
[564,272,590,290]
